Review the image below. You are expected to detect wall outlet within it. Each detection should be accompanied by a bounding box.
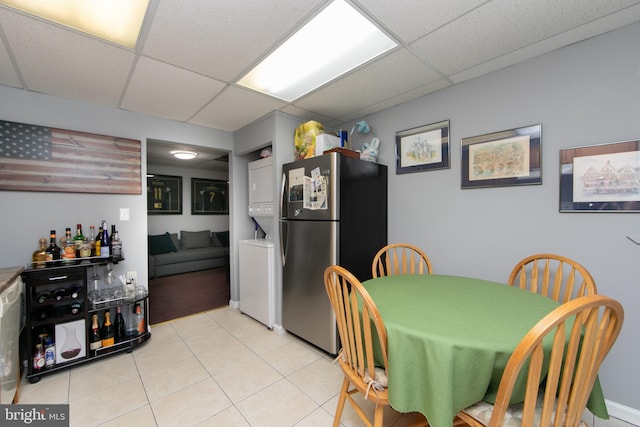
[126,271,137,284]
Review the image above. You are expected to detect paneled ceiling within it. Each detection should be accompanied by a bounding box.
[1,0,640,169]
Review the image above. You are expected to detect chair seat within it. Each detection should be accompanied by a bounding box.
[462,396,588,427]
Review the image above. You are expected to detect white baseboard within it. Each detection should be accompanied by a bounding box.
[606,400,640,426]
[229,299,240,309]
[273,324,285,336]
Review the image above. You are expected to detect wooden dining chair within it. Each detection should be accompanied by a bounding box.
[457,294,624,427]
[324,264,393,427]
[371,243,433,278]
[507,253,597,303]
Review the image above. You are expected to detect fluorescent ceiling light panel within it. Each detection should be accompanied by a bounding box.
[237,0,397,102]
[0,0,148,48]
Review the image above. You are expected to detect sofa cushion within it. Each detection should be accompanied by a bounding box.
[213,230,229,247]
[153,246,227,265]
[148,232,178,255]
[181,230,211,249]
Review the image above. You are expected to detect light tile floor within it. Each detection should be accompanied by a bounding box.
[17,306,636,427]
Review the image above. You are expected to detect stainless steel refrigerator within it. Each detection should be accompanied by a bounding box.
[280,152,387,354]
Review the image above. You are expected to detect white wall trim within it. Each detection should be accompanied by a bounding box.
[606,400,640,426]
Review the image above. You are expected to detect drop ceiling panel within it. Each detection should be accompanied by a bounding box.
[294,48,442,119]
[411,0,640,76]
[357,0,487,43]
[190,86,287,132]
[0,36,20,88]
[121,56,226,122]
[0,7,134,106]
[142,0,326,82]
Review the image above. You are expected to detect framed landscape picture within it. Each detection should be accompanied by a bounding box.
[191,178,229,215]
[147,174,182,214]
[560,140,640,212]
[461,124,542,189]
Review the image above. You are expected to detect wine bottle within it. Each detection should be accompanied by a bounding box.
[32,237,48,268]
[69,301,81,315]
[68,286,81,299]
[101,311,115,347]
[45,230,61,263]
[114,306,126,342]
[89,314,102,350]
[100,220,110,257]
[44,335,56,368]
[36,290,51,304]
[33,343,45,371]
[52,288,66,301]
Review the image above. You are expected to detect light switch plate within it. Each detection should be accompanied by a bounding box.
[120,208,130,221]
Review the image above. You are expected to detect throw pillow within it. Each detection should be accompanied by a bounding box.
[214,231,229,247]
[181,230,211,249]
[148,232,178,255]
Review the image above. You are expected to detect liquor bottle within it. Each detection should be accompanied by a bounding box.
[44,335,56,368]
[101,311,115,347]
[88,225,97,256]
[125,305,138,337]
[94,227,102,256]
[69,301,81,315]
[36,290,51,304]
[61,227,76,262]
[73,224,84,257]
[100,220,110,257]
[114,306,126,342]
[45,230,61,263]
[89,314,102,351]
[33,343,45,371]
[134,304,145,334]
[52,288,66,301]
[32,237,48,268]
[111,229,123,259]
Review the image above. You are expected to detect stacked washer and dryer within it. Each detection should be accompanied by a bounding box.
[238,157,276,329]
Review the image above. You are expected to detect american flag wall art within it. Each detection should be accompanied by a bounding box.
[0,119,141,194]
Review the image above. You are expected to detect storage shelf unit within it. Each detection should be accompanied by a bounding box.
[21,258,150,383]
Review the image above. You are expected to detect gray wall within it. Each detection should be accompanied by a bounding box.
[353,22,639,418]
[0,87,233,286]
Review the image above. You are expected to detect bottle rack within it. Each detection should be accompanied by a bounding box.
[21,257,150,383]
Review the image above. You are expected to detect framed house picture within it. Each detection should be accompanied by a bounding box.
[147,174,182,214]
[191,178,229,215]
[560,140,640,212]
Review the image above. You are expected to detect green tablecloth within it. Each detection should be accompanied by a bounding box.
[362,274,608,427]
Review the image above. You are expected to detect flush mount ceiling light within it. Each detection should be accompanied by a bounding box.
[237,0,397,102]
[171,151,198,160]
[0,0,149,48]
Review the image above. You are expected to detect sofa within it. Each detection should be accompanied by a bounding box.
[148,230,229,279]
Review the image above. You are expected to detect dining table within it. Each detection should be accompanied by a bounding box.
[361,274,609,427]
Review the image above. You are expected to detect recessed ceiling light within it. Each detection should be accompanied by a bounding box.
[171,151,198,160]
[0,0,149,48]
[237,0,397,102]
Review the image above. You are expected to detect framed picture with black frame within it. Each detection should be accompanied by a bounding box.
[559,139,640,212]
[395,119,450,174]
[147,174,182,214]
[461,124,542,189]
[191,178,229,215]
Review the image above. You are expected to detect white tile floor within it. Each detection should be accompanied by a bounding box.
[17,306,637,427]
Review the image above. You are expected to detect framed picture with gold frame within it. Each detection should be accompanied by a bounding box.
[191,178,228,215]
[147,174,182,214]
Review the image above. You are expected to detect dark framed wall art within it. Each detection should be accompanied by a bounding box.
[395,119,450,174]
[461,124,542,189]
[560,139,640,212]
[191,178,229,215]
[147,175,182,214]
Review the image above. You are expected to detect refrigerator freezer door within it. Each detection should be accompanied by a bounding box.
[281,219,338,354]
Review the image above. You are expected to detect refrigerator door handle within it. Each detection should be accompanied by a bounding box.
[280,220,287,266]
[280,171,287,266]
